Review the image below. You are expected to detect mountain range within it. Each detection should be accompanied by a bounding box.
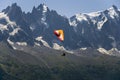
[0,3,120,55]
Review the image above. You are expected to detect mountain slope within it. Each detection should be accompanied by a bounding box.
[1,42,120,80]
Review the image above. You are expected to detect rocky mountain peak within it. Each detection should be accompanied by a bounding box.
[109,5,118,11]
[2,3,22,15]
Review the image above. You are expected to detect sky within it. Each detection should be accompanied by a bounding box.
[0,0,120,17]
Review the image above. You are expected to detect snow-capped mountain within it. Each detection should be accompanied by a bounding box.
[70,5,120,50]
[0,12,32,48]
[0,3,120,55]
[70,5,119,28]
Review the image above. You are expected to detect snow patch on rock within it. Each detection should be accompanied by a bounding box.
[80,47,87,51]
[34,42,41,47]
[7,38,14,45]
[97,48,120,56]
[9,28,21,36]
[107,6,119,19]
[97,48,109,55]
[53,43,65,50]
[35,36,50,47]
[16,42,27,46]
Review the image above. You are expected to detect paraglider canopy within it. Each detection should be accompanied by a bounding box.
[54,30,64,41]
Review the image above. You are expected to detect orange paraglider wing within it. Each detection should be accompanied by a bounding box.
[54,30,64,41]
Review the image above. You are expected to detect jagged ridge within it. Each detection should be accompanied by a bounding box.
[0,3,120,55]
